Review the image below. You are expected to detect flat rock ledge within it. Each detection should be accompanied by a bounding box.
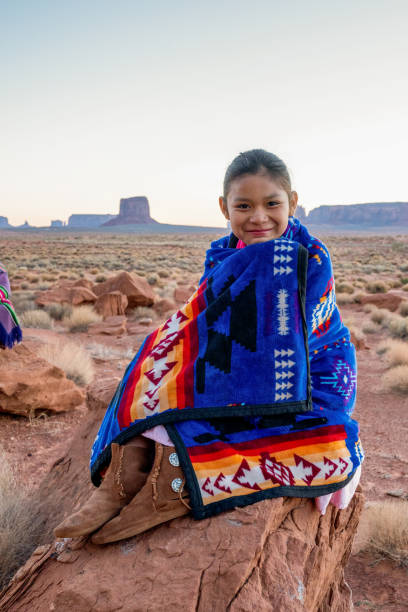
[0,381,364,611]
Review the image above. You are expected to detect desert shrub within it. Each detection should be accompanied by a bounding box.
[384,340,408,367]
[402,284,408,292]
[335,282,354,294]
[41,273,58,281]
[11,294,37,314]
[20,282,29,290]
[399,302,408,317]
[89,268,99,275]
[382,365,408,394]
[362,321,381,334]
[20,309,54,329]
[45,303,73,321]
[38,340,94,386]
[356,501,408,566]
[370,308,391,325]
[0,450,44,589]
[389,279,402,288]
[377,339,391,355]
[63,305,102,333]
[336,293,354,305]
[385,314,408,339]
[128,306,155,321]
[362,303,377,313]
[158,269,170,278]
[147,274,158,286]
[95,274,107,283]
[365,280,388,294]
[352,292,367,304]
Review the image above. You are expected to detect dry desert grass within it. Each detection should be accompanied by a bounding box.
[0,449,45,589]
[356,500,408,567]
[20,309,54,329]
[63,305,102,332]
[38,339,95,386]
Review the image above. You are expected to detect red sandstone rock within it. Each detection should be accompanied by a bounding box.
[36,286,97,307]
[72,279,94,290]
[0,380,364,611]
[153,298,177,315]
[87,315,127,336]
[92,272,155,308]
[0,344,84,417]
[94,291,128,318]
[359,292,404,312]
[174,285,196,304]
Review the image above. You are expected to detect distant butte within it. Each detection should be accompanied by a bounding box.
[102,196,157,226]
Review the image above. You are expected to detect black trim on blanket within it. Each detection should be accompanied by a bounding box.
[297,244,312,410]
[90,399,311,485]
[189,469,357,520]
[165,423,203,511]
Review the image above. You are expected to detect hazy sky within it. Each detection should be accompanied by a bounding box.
[1,0,407,227]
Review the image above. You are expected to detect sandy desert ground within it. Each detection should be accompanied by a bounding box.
[1,230,408,609]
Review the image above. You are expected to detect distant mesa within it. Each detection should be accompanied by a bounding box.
[294,205,307,222]
[102,196,157,226]
[0,216,11,228]
[17,220,31,229]
[51,219,65,227]
[307,202,408,226]
[68,214,116,228]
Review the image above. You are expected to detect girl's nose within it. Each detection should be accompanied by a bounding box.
[249,207,269,224]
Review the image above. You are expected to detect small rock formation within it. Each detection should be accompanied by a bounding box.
[67,214,116,228]
[0,381,364,611]
[359,292,406,312]
[35,286,97,307]
[16,221,31,229]
[308,202,408,226]
[0,344,84,416]
[72,279,95,290]
[88,315,128,336]
[102,196,157,226]
[92,271,155,308]
[174,284,196,304]
[50,220,64,227]
[94,292,128,318]
[153,297,177,315]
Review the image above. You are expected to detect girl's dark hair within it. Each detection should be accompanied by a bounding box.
[223,149,291,199]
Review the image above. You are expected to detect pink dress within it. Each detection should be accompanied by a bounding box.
[142,236,361,514]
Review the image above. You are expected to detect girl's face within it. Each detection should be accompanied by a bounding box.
[219,171,298,245]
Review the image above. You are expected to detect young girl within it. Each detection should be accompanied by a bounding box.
[55,149,363,544]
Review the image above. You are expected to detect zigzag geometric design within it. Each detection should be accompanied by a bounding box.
[260,452,295,486]
[320,359,356,402]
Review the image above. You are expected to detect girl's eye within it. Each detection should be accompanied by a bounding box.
[236,203,250,209]
[267,201,279,207]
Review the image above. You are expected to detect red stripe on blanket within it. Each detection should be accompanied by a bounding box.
[188,425,346,462]
[118,329,159,429]
[180,281,207,409]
